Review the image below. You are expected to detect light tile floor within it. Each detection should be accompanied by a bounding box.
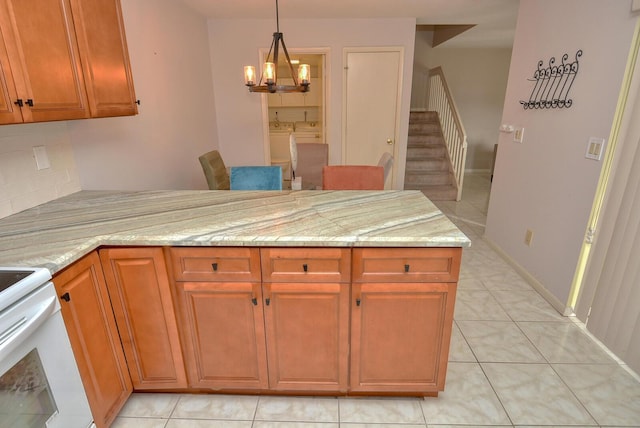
[113,173,640,428]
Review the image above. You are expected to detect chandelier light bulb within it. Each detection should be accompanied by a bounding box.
[244,65,256,86]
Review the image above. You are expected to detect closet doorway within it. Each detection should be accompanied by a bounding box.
[261,50,328,187]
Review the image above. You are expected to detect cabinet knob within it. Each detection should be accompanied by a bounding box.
[356,298,361,306]
[212,262,218,271]
[60,292,71,302]
[251,297,258,306]
[135,99,141,105]
[25,99,34,107]
[14,99,23,107]
[302,263,308,272]
[387,139,394,145]
[404,264,410,273]
[265,298,271,306]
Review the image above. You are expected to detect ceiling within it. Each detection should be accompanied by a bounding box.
[179,0,520,48]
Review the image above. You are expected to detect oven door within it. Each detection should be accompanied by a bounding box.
[0,284,92,428]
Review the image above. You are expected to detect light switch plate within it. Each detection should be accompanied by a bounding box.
[33,146,51,170]
[585,137,605,161]
[513,127,524,143]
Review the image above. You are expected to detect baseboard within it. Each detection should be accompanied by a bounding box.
[465,168,491,174]
[482,236,574,316]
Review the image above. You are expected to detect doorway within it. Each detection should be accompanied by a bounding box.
[262,50,327,188]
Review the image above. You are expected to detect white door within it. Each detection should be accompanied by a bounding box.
[343,48,402,189]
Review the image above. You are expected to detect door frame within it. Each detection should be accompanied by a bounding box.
[342,46,404,189]
[260,47,330,165]
[571,20,640,318]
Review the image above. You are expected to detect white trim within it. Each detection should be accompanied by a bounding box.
[483,236,574,316]
[465,168,491,174]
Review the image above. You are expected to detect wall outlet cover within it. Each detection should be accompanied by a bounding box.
[33,146,51,170]
[514,127,524,143]
[585,137,605,161]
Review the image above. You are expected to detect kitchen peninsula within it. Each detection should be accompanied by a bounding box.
[0,190,469,426]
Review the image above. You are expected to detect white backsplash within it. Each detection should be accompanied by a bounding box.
[0,122,81,219]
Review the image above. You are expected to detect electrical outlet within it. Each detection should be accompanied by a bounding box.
[514,127,524,143]
[525,229,534,246]
[33,146,50,170]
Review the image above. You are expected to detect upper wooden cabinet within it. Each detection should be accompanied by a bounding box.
[0,0,136,125]
[70,0,138,117]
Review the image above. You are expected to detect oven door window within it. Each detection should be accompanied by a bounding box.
[0,349,57,428]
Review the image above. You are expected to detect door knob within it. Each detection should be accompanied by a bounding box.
[387,139,393,145]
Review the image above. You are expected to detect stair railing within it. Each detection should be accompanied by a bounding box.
[427,66,467,201]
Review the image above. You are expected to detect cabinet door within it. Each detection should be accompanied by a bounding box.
[100,247,188,390]
[176,281,269,390]
[350,282,456,395]
[0,24,22,124]
[263,282,350,392]
[1,0,89,122]
[53,252,132,428]
[69,0,138,117]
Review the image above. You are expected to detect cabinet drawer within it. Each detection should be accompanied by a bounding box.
[352,248,461,283]
[261,248,351,283]
[170,247,261,282]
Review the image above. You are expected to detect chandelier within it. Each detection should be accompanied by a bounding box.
[243,0,310,93]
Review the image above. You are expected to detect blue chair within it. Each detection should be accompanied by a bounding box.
[230,166,283,190]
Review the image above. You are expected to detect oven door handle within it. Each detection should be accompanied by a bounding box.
[0,296,57,362]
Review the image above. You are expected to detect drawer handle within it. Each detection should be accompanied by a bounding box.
[303,263,308,272]
[356,298,361,306]
[251,297,258,306]
[404,264,410,273]
[212,262,218,272]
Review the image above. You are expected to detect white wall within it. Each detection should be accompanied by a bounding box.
[68,0,218,191]
[0,123,80,219]
[486,0,637,308]
[411,36,512,171]
[208,18,416,189]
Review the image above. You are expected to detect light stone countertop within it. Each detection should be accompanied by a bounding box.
[0,190,470,274]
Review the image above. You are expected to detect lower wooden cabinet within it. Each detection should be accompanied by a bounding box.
[55,245,460,403]
[53,252,132,428]
[175,280,269,390]
[263,281,350,392]
[350,248,459,395]
[350,282,456,394]
[100,247,187,390]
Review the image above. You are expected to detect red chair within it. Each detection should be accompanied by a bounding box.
[322,165,385,190]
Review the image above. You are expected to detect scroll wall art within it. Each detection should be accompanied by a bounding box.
[520,49,582,109]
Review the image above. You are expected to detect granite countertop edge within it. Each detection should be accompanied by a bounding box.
[0,190,471,274]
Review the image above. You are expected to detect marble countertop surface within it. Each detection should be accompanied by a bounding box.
[0,190,470,274]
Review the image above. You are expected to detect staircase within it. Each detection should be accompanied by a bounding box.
[404,111,458,201]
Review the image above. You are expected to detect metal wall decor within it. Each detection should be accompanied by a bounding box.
[520,50,582,110]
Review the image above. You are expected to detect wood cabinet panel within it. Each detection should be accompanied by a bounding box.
[100,247,187,390]
[261,248,351,283]
[170,247,261,282]
[350,282,456,394]
[353,247,461,283]
[53,252,131,428]
[69,0,138,117]
[175,281,269,390]
[0,24,22,124]
[263,282,350,392]
[0,0,89,122]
